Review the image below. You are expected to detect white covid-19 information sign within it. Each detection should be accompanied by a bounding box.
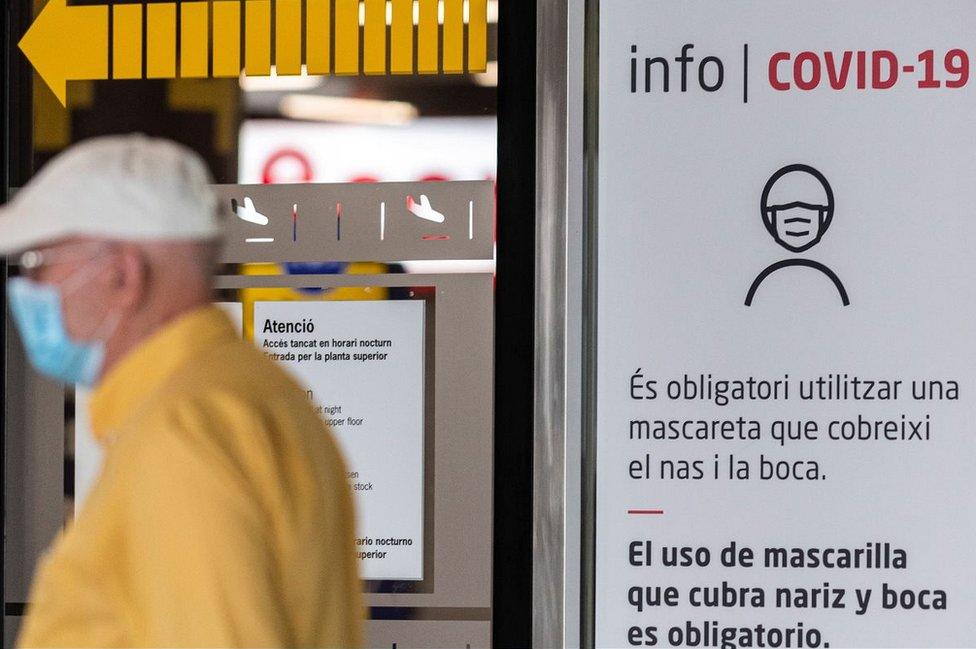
[595,2,976,647]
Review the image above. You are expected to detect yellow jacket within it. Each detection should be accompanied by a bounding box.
[18,306,363,648]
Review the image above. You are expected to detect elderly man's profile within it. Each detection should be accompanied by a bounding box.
[745,164,850,306]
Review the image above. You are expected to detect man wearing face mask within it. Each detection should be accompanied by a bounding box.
[1,136,362,647]
[745,164,850,307]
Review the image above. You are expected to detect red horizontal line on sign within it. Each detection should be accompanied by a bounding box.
[628,509,665,515]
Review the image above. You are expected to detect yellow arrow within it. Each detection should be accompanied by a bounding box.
[18,0,108,105]
[21,0,489,108]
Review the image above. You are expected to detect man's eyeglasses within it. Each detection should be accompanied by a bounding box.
[13,242,112,276]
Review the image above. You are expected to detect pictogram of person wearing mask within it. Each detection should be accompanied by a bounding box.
[745,164,850,306]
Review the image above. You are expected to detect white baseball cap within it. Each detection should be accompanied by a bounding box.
[0,134,222,255]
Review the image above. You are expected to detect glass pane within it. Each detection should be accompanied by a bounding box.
[4,2,501,646]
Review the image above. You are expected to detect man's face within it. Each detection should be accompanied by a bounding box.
[24,238,118,342]
[766,202,829,253]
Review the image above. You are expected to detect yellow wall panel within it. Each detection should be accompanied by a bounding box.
[468,0,488,73]
[442,0,463,73]
[112,4,142,79]
[275,0,301,74]
[334,0,359,75]
[306,0,331,74]
[390,0,413,74]
[245,0,271,75]
[147,3,176,78]
[180,2,209,78]
[417,0,438,73]
[212,2,241,77]
[363,0,386,75]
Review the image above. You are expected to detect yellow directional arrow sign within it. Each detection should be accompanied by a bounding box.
[20,0,489,106]
[18,0,108,105]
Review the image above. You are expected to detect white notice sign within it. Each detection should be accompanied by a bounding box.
[597,2,976,647]
[255,300,425,581]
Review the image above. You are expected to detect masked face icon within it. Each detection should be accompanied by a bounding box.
[761,165,834,254]
[766,201,830,252]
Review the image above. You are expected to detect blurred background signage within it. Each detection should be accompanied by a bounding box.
[240,117,496,184]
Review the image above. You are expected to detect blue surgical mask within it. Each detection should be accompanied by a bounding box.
[7,276,108,386]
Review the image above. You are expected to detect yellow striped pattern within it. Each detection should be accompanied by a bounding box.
[105,0,488,80]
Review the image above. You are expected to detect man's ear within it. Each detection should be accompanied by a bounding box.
[114,245,148,309]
